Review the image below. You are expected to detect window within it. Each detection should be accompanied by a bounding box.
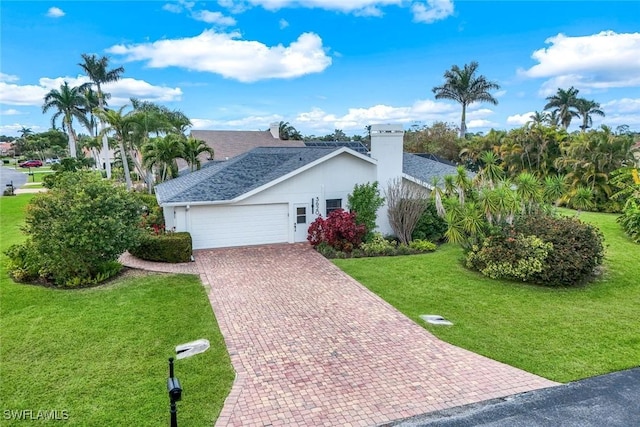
[326,199,342,216]
[296,207,306,224]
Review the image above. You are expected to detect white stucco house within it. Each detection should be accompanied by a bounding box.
[155,124,465,250]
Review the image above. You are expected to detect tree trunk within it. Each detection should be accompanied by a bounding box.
[66,118,77,158]
[97,87,111,179]
[118,141,132,190]
[460,104,467,139]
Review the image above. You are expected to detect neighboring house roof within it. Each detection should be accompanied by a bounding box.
[304,140,369,155]
[403,153,471,188]
[190,130,305,161]
[157,147,362,204]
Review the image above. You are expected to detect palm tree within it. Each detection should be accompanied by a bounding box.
[19,127,33,139]
[545,110,560,128]
[528,111,547,127]
[42,81,91,158]
[95,106,136,189]
[432,61,500,139]
[79,54,125,178]
[182,137,214,172]
[575,98,605,132]
[142,135,186,182]
[544,87,580,130]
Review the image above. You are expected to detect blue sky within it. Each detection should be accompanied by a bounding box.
[1,1,639,138]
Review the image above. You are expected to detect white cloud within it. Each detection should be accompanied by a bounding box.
[522,31,640,94]
[506,112,535,126]
[191,114,282,129]
[411,0,454,23]
[108,30,332,82]
[467,119,498,129]
[0,73,19,83]
[601,98,640,127]
[192,10,237,25]
[279,18,289,29]
[0,123,42,135]
[0,75,181,107]
[240,0,402,13]
[293,99,488,133]
[162,3,184,13]
[46,7,65,18]
[1,109,22,115]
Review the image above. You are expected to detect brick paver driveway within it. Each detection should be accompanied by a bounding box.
[196,244,557,427]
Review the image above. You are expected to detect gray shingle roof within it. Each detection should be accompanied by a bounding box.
[156,147,337,204]
[190,130,305,161]
[403,153,474,187]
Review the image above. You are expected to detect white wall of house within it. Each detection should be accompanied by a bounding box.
[163,151,377,249]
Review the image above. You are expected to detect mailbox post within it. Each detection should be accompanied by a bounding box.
[167,358,182,427]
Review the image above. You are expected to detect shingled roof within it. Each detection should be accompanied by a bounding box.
[156,147,340,204]
[190,130,305,161]
[156,147,472,205]
[402,153,473,187]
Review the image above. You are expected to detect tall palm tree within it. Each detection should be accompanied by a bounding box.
[182,137,214,172]
[544,87,580,130]
[545,110,560,128]
[79,54,125,178]
[432,61,500,139]
[278,121,302,140]
[95,106,135,189]
[42,81,91,158]
[575,98,605,132]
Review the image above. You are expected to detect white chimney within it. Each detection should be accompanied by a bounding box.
[370,123,405,236]
[269,122,280,139]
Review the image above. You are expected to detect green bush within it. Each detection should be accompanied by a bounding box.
[514,213,605,286]
[2,159,9,164]
[360,233,396,256]
[133,192,165,228]
[129,232,192,263]
[5,172,142,287]
[618,199,640,243]
[409,239,437,252]
[347,182,385,242]
[412,199,448,242]
[466,234,552,282]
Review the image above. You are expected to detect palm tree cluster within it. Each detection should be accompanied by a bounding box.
[41,53,212,190]
[543,86,605,131]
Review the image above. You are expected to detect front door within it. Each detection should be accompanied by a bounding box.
[293,203,310,242]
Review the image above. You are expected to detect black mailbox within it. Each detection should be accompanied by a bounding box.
[167,377,182,402]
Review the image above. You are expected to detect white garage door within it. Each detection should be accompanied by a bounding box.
[189,204,289,249]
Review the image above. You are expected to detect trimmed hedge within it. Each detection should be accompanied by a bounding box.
[130,232,192,263]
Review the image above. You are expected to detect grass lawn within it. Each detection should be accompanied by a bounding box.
[335,211,640,383]
[0,195,234,425]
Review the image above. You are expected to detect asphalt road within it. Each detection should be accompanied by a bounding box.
[387,367,640,427]
[0,165,27,192]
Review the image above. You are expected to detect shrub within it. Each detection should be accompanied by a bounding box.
[347,182,385,242]
[129,232,192,263]
[2,159,9,164]
[412,199,448,242]
[360,233,396,256]
[133,192,165,229]
[618,199,640,243]
[513,213,605,286]
[409,239,437,252]
[307,209,366,252]
[5,172,142,287]
[466,233,552,282]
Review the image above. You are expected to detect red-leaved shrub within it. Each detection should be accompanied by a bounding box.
[307,209,366,252]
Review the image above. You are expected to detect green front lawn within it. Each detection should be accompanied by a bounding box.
[0,195,234,425]
[335,211,640,383]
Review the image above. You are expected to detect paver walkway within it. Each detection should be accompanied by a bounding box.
[193,244,557,427]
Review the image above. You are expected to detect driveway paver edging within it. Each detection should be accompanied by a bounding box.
[196,244,558,427]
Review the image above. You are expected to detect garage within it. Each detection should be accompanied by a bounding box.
[189,204,289,249]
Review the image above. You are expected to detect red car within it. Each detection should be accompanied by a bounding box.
[19,160,43,168]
